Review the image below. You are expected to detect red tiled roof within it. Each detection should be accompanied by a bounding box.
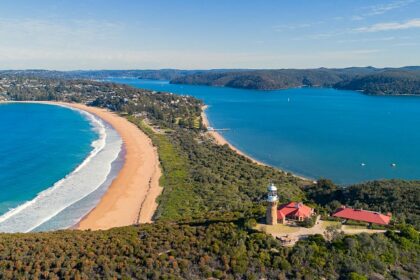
[278,211,286,219]
[278,202,313,219]
[332,207,391,225]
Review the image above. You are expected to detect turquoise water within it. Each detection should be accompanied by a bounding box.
[108,78,420,185]
[0,103,97,215]
[0,102,124,233]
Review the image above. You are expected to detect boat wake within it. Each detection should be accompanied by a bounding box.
[0,105,123,233]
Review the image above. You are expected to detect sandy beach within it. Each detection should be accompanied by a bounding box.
[49,102,162,230]
[66,103,162,230]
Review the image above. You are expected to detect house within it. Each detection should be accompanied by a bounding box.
[277,202,314,223]
[332,206,391,225]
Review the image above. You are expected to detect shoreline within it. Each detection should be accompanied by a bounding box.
[201,105,266,166]
[8,101,162,230]
[201,105,311,182]
[65,103,163,230]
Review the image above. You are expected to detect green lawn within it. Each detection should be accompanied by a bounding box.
[342,225,369,230]
[319,220,342,229]
[255,223,300,235]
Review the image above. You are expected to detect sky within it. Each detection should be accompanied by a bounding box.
[0,0,419,70]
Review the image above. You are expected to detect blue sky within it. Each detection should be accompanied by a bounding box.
[0,0,419,69]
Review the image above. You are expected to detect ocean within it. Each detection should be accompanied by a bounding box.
[0,103,123,232]
[107,78,420,185]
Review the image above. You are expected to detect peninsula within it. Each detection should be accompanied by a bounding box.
[0,74,418,279]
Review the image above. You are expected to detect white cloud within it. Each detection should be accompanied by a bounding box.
[366,0,415,16]
[337,36,396,43]
[393,42,419,46]
[355,18,420,32]
[273,23,309,31]
[351,16,364,21]
[273,22,316,32]
[351,0,416,20]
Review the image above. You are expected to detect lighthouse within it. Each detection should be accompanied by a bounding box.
[266,183,278,225]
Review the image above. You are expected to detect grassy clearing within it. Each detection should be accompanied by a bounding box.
[255,223,299,235]
[342,225,369,230]
[320,220,342,229]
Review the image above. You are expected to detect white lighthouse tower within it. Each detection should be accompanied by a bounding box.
[266,183,278,225]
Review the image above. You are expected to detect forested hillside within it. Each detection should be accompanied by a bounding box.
[335,70,420,95]
[0,221,418,279]
[170,68,362,89]
[170,67,420,95]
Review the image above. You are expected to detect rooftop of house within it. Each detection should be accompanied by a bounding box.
[332,206,391,225]
[278,202,313,219]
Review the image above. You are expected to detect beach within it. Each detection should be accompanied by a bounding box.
[0,101,162,231]
[57,102,162,230]
[20,102,162,230]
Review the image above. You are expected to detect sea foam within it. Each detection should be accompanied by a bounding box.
[0,105,123,233]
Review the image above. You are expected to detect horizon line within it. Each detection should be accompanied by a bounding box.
[1,65,419,72]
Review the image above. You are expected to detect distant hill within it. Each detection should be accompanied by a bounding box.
[335,70,420,95]
[0,69,244,80]
[0,69,203,80]
[170,68,372,89]
[170,67,420,95]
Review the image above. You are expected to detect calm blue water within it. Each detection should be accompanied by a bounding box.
[107,78,420,185]
[0,103,97,215]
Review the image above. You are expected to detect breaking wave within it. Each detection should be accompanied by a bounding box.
[0,105,123,233]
